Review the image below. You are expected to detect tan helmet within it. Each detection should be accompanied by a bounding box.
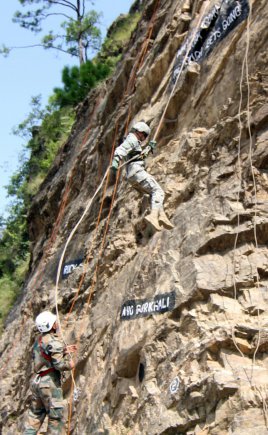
[132,121,151,136]
[35,311,57,333]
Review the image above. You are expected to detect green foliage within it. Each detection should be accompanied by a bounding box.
[0,275,19,333]
[53,60,110,107]
[0,210,30,333]
[13,95,44,140]
[0,44,11,57]
[0,100,75,332]
[0,1,142,333]
[98,12,141,67]
[62,11,102,59]
[11,1,102,64]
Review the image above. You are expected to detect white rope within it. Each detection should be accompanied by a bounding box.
[153,0,211,141]
[55,166,110,336]
[51,0,222,406]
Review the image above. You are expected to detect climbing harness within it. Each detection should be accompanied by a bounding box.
[38,336,53,363]
[37,368,56,377]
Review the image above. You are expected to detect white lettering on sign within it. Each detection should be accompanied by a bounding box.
[192,31,203,47]
[136,304,142,315]
[120,292,176,320]
[187,49,203,64]
[201,3,221,29]
[205,30,222,50]
[63,264,77,275]
[62,258,83,278]
[222,4,242,31]
[171,0,249,86]
[122,305,134,317]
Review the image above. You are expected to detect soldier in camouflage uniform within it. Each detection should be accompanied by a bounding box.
[24,311,77,434]
[111,121,174,231]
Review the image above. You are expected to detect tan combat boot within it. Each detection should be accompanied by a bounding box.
[158,210,174,229]
[144,209,161,231]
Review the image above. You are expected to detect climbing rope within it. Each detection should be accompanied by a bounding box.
[64,123,120,324]
[127,0,160,95]
[55,167,110,334]
[25,0,264,431]
[56,0,214,413]
[58,2,163,429]
[242,7,266,423]
[152,0,210,141]
[231,0,263,381]
[64,0,161,325]
[220,0,268,426]
[57,6,217,427]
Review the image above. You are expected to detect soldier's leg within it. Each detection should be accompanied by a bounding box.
[23,383,46,434]
[129,170,173,229]
[129,172,163,230]
[133,172,174,229]
[139,175,164,209]
[129,170,164,209]
[40,383,66,435]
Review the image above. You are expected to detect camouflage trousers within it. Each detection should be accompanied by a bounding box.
[128,169,164,210]
[23,372,67,434]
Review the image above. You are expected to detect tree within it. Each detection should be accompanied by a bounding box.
[52,59,110,107]
[2,0,102,65]
[12,95,45,140]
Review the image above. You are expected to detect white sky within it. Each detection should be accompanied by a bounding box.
[0,0,134,217]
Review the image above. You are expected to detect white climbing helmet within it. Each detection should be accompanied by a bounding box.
[132,121,151,136]
[35,311,57,333]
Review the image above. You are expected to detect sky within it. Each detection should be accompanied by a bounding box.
[0,0,134,218]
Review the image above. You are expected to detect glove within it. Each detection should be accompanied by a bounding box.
[111,157,119,172]
[148,140,157,151]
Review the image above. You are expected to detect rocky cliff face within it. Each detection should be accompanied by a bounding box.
[1,0,268,433]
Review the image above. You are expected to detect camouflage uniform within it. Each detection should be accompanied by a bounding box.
[24,331,72,434]
[114,132,165,209]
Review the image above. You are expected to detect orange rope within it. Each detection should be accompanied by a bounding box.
[65,123,119,322]
[86,167,121,307]
[66,168,122,435]
[64,0,161,321]
[55,1,162,429]
[127,0,160,95]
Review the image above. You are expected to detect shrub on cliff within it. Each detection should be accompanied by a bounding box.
[97,11,141,66]
[52,60,110,108]
[0,99,74,332]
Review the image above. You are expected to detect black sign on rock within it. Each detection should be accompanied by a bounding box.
[62,258,83,279]
[120,291,176,321]
[171,0,249,84]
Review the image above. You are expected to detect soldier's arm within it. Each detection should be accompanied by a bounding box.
[114,136,134,160]
[47,336,73,371]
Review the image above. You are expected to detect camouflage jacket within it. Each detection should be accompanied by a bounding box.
[32,331,72,374]
[114,133,146,178]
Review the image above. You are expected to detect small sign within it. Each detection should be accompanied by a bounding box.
[171,0,249,84]
[169,376,180,395]
[120,291,176,321]
[62,258,83,279]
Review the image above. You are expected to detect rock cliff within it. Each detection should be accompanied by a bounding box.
[1,0,268,433]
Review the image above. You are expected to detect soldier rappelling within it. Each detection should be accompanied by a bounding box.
[111,121,174,231]
[23,311,77,434]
